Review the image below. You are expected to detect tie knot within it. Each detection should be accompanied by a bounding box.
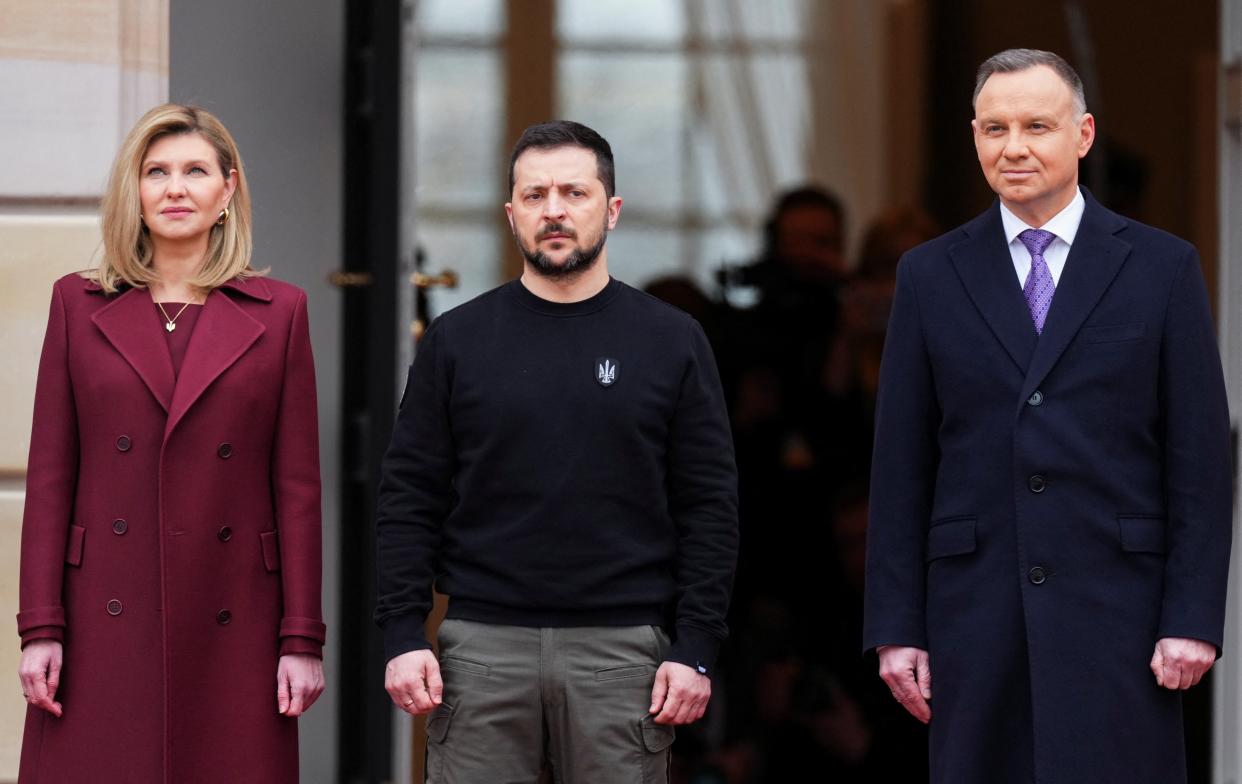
[1019,228,1056,257]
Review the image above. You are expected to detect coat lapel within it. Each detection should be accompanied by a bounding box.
[91,286,175,413]
[165,279,269,437]
[1019,196,1131,401]
[948,204,1037,375]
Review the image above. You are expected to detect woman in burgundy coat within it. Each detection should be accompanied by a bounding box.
[16,104,326,783]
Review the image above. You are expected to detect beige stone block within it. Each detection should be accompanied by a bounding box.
[0,214,101,475]
[120,0,169,74]
[0,0,167,70]
[0,489,26,780]
[0,0,120,64]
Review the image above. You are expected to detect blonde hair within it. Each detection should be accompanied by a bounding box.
[91,103,261,294]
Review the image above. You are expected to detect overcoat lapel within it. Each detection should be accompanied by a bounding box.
[91,286,175,413]
[948,205,1037,375]
[166,286,265,437]
[1019,198,1130,402]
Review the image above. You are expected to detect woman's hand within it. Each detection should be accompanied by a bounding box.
[19,640,63,717]
[277,653,325,717]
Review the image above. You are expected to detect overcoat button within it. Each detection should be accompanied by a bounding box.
[217,442,233,459]
[216,609,232,625]
[1027,390,1044,406]
[112,519,128,535]
[1028,566,1047,585]
[218,526,233,542]
[1028,474,1046,493]
[116,435,132,452]
[106,599,123,616]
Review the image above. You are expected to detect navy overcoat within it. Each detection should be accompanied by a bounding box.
[863,192,1232,784]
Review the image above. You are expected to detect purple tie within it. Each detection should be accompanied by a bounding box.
[1019,229,1057,334]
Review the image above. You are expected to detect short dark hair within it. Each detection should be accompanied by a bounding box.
[508,120,616,198]
[770,186,845,228]
[973,48,1087,117]
[763,185,846,254]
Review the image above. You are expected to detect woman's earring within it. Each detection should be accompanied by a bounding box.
[216,207,230,226]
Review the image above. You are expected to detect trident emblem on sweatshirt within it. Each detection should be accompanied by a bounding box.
[596,358,619,387]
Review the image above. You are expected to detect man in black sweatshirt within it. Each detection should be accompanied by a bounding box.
[375,120,739,782]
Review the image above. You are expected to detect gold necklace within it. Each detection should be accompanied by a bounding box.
[156,301,193,332]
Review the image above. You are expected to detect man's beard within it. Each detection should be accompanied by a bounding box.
[516,220,608,280]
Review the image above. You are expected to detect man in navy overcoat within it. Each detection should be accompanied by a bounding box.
[863,48,1232,784]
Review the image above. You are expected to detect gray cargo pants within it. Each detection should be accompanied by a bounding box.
[425,619,675,783]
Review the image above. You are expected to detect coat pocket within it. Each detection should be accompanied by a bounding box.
[65,524,85,567]
[260,530,281,572]
[1082,322,1145,344]
[1117,515,1167,554]
[925,517,976,562]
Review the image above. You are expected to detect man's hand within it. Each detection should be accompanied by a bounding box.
[649,661,710,725]
[18,639,63,717]
[277,654,325,717]
[386,649,443,715]
[1151,637,1216,690]
[877,645,932,723]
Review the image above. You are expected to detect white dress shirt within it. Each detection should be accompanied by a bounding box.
[999,187,1086,287]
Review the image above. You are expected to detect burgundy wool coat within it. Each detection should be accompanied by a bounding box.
[18,273,326,783]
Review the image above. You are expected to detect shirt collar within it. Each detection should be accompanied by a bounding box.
[999,186,1086,247]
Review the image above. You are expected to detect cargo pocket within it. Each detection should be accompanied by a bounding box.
[260,530,281,572]
[65,524,85,567]
[424,701,454,783]
[1118,515,1167,554]
[427,701,454,743]
[639,715,675,784]
[925,517,976,562]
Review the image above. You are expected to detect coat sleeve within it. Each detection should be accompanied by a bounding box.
[862,255,940,653]
[663,319,739,675]
[271,290,326,657]
[1155,248,1232,651]
[17,280,79,647]
[373,317,454,663]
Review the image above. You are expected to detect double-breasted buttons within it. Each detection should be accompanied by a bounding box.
[217,442,233,459]
[216,609,232,625]
[1027,390,1044,406]
[106,599,123,616]
[1028,474,1046,493]
[112,518,128,535]
[218,526,233,542]
[1028,566,1047,585]
[116,435,132,452]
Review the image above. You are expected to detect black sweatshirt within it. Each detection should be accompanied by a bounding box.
[375,277,739,673]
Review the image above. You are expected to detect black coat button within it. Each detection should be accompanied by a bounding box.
[1028,474,1046,493]
[216,609,232,625]
[116,435,132,452]
[1027,390,1044,406]
[217,443,233,459]
[106,599,123,616]
[218,526,233,542]
[1028,566,1047,585]
[112,519,128,535]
